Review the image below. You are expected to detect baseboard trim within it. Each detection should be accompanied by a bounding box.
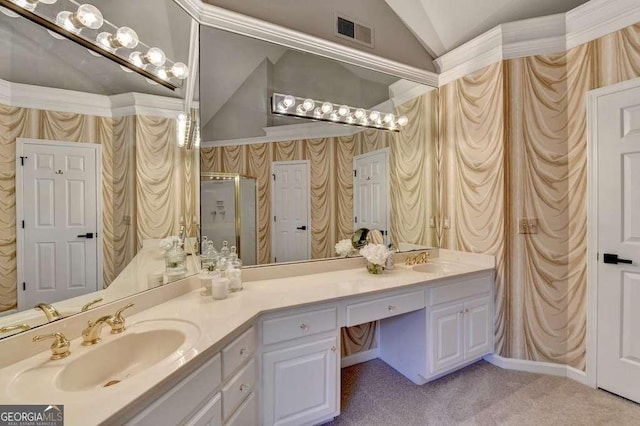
[484,354,592,386]
[341,348,378,368]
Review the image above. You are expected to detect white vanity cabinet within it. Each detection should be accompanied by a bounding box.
[260,305,340,426]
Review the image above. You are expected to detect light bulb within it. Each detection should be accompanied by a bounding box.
[12,0,35,11]
[338,105,350,117]
[170,62,188,79]
[383,113,395,124]
[397,116,409,127]
[346,115,354,123]
[156,68,169,80]
[277,102,287,112]
[354,108,366,120]
[145,47,166,67]
[56,11,77,33]
[369,111,380,121]
[47,29,65,40]
[96,32,113,50]
[76,4,103,29]
[302,99,314,112]
[321,102,333,114]
[329,112,339,121]
[129,51,144,67]
[120,65,133,73]
[314,107,323,117]
[296,104,306,114]
[115,27,138,49]
[283,95,295,108]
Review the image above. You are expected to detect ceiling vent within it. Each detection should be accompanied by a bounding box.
[335,14,374,48]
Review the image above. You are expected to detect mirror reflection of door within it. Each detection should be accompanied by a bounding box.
[353,149,389,246]
[271,161,310,263]
[17,139,101,309]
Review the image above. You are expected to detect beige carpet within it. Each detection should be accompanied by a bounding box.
[323,359,640,425]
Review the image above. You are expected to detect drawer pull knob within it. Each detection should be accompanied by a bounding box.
[388,305,395,311]
[239,384,248,393]
[331,346,337,353]
[300,323,309,331]
[240,348,247,356]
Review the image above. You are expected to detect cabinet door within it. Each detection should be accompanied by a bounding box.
[263,336,339,426]
[464,296,492,360]
[429,303,464,374]
[185,393,221,426]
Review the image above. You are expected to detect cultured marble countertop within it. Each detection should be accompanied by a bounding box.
[0,249,494,425]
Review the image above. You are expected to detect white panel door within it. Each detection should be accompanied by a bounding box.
[463,297,492,360]
[353,149,388,244]
[596,86,640,403]
[262,337,339,426]
[20,141,99,308]
[272,162,309,263]
[430,303,464,374]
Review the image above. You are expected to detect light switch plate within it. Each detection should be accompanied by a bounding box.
[518,218,538,234]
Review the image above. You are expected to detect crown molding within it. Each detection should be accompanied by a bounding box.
[173,0,439,87]
[0,79,190,118]
[437,0,640,86]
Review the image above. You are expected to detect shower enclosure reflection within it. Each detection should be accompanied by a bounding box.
[201,173,258,266]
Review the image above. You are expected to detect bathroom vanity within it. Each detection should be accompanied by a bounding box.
[0,250,494,426]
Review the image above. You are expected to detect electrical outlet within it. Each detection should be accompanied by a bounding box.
[518,218,538,234]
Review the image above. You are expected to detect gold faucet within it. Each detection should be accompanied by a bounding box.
[404,251,430,265]
[33,332,71,360]
[81,303,135,345]
[34,303,61,322]
[82,315,113,346]
[81,297,103,312]
[0,324,30,333]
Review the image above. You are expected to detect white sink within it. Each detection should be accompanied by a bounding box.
[8,319,200,400]
[412,261,458,274]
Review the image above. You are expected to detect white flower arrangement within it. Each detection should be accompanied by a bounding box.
[159,236,180,252]
[335,239,355,257]
[359,243,392,266]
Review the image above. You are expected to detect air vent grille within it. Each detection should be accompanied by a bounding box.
[336,15,374,48]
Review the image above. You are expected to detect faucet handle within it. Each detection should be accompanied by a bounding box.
[81,297,103,312]
[108,303,135,334]
[1,324,30,334]
[33,332,71,360]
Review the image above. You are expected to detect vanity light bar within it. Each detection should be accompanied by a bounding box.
[0,0,188,90]
[271,93,408,132]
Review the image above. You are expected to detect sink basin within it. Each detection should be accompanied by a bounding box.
[8,319,200,399]
[57,329,185,391]
[412,262,449,274]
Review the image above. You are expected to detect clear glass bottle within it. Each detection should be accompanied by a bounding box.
[220,240,230,260]
[228,246,243,292]
[165,239,187,275]
[200,240,219,273]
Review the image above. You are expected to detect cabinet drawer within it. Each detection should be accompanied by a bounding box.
[429,277,491,306]
[185,393,221,426]
[225,392,257,426]
[222,326,256,380]
[262,307,337,346]
[127,354,221,426]
[346,290,425,327]
[222,358,256,421]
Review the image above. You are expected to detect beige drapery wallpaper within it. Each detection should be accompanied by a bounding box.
[202,91,438,355]
[440,23,640,369]
[0,108,198,313]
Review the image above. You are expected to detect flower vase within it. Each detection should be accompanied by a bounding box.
[367,262,384,275]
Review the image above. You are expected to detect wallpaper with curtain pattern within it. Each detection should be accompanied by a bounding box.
[0,108,198,313]
[201,91,438,355]
[440,23,640,369]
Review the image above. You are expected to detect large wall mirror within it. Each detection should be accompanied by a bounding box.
[0,0,199,338]
[199,25,439,266]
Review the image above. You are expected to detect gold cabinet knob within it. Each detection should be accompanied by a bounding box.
[33,332,71,360]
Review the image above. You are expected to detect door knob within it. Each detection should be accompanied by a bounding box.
[603,253,633,265]
[296,226,307,231]
[77,233,94,239]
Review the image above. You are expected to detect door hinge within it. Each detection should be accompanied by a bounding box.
[274,216,277,222]
[353,170,357,177]
[22,282,26,291]
[597,252,599,261]
[272,173,276,181]
[274,257,277,263]
[355,216,358,224]
[21,220,25,229]
[19,156,27,166]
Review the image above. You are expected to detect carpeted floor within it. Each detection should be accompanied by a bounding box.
[323,359,640,425]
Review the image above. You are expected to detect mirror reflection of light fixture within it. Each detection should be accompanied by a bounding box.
[0,0,188,90]
[177,109,200,150]
[271,93,408,132]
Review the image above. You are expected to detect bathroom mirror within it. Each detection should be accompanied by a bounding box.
[199,25,439,266]
[0,0,199,338]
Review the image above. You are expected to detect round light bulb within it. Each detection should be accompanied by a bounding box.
[338,105,350,117]
[314,107,323,117]
[369,111,380,121]
[96,32,112,49]
[146,47,166,67]
[302,99,314,112]
[346,115,355,123]
[354,108,366,120]
[283,95,295,108]
[129,51,145,67]
[115,27,138,49]
[170,62,189,79]
[156,68,169,80]
[12,0,35,11]
[277,102,286,111]
[397,116,409,127]
[56,11,77,32]
[296,104,307,114]
[383,113,395,124]
[329,112,339,121]
[76,4,103,29]
[321,102,333,114]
